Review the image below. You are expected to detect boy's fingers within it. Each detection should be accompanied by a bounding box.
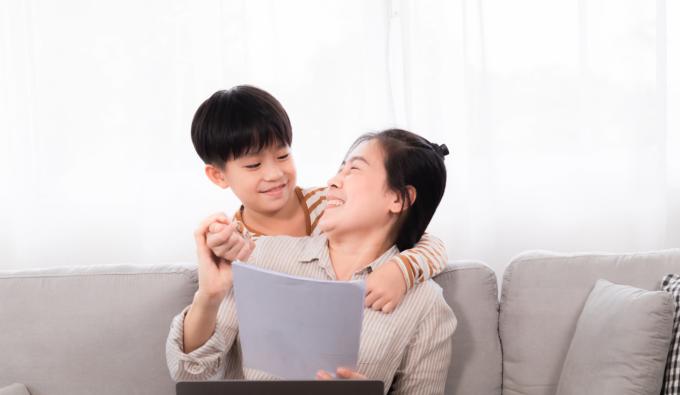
[224,232,245,255]
[207,232,234,251]
[364,291,380,308]
[206,222,239,248]
[371,297,387,311]
[211,237,240,259]
[235,240,254,261]
[382,302,395,314]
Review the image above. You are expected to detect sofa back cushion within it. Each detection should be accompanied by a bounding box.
[0,264,197,395]
[499,249,680,395]
[0,261,502,395]
[435,261,502,395]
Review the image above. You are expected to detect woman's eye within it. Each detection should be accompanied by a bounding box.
[277,154,289,160]
[350,166,359,171]
[245,163,261,169]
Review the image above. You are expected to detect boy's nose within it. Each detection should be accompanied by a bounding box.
[263,163,284,181]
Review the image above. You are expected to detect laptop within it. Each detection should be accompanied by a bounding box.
[176,380,384,395]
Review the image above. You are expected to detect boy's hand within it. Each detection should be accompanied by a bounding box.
[364,260,407,313]
[206,218,255,262]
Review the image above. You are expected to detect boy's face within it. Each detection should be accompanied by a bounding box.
[213,145,297,214]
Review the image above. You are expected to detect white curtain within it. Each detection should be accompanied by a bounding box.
[1,0,678,276]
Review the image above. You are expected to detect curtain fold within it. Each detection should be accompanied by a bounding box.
[0,0,677,273]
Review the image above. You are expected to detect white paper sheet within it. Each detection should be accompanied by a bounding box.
[231,261,366,379]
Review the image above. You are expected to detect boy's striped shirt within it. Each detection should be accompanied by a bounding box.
[233,186,447,289]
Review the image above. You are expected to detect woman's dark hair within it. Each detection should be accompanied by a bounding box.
[348,129,449,251]
[191,85,292,168]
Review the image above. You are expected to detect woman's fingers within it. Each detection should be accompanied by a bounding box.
[316,368,367,380]
[316,370,333,380]
[336,367,367,379]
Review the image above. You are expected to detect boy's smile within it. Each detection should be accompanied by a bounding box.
[217,145,297,215]
[260,182,288,198]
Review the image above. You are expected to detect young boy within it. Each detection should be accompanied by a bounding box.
[191,85,447,313]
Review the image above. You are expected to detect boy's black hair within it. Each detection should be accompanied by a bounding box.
[191,85,292,168]
[347,129,449,251]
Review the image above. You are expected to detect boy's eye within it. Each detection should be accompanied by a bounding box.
[244,163,261,169]
[277,154,289,160]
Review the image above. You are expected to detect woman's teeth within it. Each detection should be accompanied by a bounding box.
[327,199,344,207]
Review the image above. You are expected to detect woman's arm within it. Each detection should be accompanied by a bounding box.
[165,295,239,381]
[389,299,457,395]
[165,213,256,380]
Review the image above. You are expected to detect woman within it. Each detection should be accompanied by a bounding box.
[166,129,456,394]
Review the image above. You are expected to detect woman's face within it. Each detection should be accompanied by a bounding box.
[319,139,402,238]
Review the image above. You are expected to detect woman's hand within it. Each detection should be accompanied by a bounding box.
[194,213,237,308]
[316,367,367,380]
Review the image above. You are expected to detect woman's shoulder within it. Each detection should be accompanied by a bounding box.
[401,280,454,319]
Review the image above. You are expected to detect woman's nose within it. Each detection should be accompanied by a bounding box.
[327,172,343,189]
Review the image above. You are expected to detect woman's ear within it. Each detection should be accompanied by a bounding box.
[205,164,230,189]
[388,186,417,214]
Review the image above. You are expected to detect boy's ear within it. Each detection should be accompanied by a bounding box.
[388,186,416,214]
[205,164,230,189]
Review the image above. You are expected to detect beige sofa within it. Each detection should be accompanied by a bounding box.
[1,249,678,395]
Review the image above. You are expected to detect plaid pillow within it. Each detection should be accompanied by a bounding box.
[661,274,680,395]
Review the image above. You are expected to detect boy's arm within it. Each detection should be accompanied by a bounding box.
[365,233,447,313]
[394,233,448,288]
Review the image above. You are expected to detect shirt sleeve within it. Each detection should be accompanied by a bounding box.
[392,233,448,289]
[165,292,240,381]
[389,299,457,395]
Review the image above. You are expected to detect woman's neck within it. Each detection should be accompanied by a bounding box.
[241,191,308,236]
[327,231,395,280]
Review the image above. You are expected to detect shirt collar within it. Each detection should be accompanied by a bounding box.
[298,234,329,263]
[358,245,400,275]
[298,234,399,277]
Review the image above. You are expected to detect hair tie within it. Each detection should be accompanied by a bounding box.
[431,143,450,157]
